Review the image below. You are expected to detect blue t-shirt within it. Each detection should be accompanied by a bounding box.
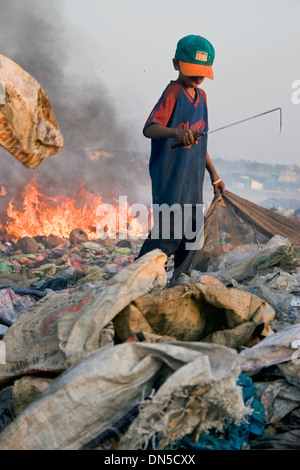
[144,81,208,206]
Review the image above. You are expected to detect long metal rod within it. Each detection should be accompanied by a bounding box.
[208,107,282,135]
[171,107,282,148]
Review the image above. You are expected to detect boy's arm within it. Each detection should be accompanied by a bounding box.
[144,124,199,147]
[206,152,225,195]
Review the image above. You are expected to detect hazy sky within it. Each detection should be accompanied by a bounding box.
[59,0,300,166]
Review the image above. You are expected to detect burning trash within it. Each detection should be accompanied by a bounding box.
[0,176,149,242]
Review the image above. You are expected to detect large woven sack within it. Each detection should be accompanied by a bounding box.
[114,275,275,348]
[0,54,63,168]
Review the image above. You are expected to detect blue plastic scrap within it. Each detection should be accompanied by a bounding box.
[165,374,265,451]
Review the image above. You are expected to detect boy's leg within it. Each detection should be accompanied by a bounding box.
[173,205,202,270]
[137,236,180,259]
[137,209,182,259]
[173,238,190,269]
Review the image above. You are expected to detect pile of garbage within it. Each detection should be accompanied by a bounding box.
[0,193,299,450]
[0,228,138,339]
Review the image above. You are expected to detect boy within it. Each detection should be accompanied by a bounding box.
[138,34,225,270]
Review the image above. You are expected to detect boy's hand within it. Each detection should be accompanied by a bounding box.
[212,178,225,195]
[173,129,205,148]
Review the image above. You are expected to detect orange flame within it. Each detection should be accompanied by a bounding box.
[0,183,7,196]
[1,176,148,241]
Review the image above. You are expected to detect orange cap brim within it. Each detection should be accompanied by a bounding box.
[179,60,214,80]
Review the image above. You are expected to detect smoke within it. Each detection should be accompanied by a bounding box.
[0,0,150,217]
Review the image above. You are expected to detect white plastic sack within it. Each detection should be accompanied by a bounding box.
[240,324,300,373]
[0,341,250,450]
[204,235,294,285]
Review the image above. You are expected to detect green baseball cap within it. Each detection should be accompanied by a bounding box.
[175,34,215,79]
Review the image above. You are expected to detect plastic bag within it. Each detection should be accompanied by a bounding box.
[204,235,295,284]
[240,323,300,373]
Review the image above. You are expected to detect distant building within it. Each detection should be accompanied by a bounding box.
[251,180,263,190]
[232,175,251,190]
[278,170,298,183]
[211,157,300,199]
[232,175,263,190]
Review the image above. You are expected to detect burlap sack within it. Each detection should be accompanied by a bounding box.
[0,375,53,433]
[0,54,63,168]
[114,275,275,348]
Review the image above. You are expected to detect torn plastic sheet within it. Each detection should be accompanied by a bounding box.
[254,379,300,424]
[240,324,300,373]
[206,235,295,285]
[174,189,300,279]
